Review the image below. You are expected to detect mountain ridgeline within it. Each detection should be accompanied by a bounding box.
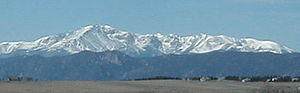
[0,24,294,58]
[0,24,299,81]
[0,51,299,81]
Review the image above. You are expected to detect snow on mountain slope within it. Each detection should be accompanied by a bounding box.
[0,24,295,57]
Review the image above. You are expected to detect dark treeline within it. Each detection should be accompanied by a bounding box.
[1,75,300,82]
[131,76,300,82]
[133,76,182,81]
[0,76,37,82]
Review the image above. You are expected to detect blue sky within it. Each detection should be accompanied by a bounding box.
[0,0,299,51]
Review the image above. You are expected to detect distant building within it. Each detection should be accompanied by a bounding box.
[217,77,225,81]
[271,77,279,82]
[292,78,299,82]
[7,77,21,81]
[241,78,250,82]
[200,77,211,82]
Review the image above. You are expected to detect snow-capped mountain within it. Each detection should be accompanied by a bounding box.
[0,24,295,57]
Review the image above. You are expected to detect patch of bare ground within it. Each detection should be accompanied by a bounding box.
[0,80,299,93]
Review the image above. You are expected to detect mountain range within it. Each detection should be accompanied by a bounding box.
[0,24,299,80]
[0,24,295,57]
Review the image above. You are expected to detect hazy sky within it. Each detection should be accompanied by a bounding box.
[0,0,299,51]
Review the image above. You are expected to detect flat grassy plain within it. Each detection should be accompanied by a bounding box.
[0,80,299,93]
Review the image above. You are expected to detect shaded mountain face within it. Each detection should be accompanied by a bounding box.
[0,51,299,80]
[0,51,143,80]
[135,52,300,78]
[0,24,295,57]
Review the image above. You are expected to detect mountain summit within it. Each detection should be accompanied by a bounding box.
[0,24,294,57]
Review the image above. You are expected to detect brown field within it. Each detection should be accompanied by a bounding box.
[0,80,299,93]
